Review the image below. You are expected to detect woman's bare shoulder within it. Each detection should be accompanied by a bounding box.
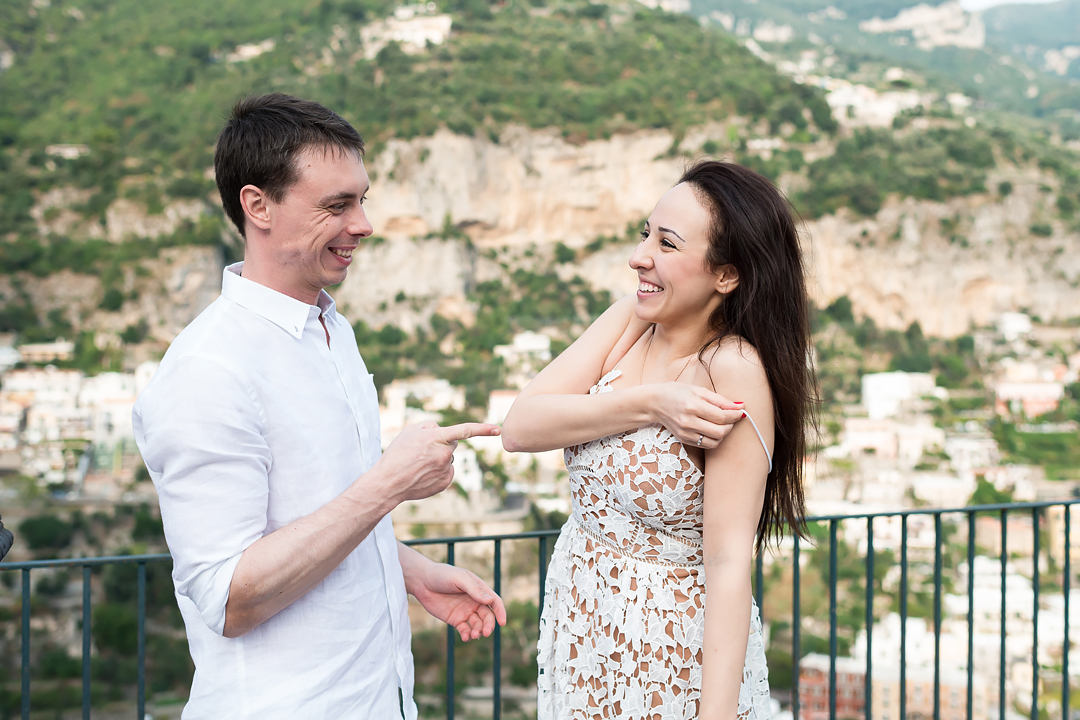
[705,336,769,397]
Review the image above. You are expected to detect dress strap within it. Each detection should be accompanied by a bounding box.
[590,368,623,394]
[741,410,773,472]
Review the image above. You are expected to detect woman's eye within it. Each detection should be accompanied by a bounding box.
[661,238,676,249]
[639,229,648,241]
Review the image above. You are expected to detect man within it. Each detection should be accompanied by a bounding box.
[133,93,505,719]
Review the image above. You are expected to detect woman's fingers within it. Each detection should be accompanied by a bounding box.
[684,413,745,450]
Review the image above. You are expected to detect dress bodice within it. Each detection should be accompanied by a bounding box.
[564,369,706,566]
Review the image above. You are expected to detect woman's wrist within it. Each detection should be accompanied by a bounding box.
[634,383,660,425]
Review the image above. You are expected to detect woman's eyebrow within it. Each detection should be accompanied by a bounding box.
[658,226,686,244]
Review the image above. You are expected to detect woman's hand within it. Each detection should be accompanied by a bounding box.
[648,383,745,450]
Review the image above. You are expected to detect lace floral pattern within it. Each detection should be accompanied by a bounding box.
[537,370,772,720]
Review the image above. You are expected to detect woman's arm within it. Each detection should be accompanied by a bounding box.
[699,345,774,719]
[501,298,744,452]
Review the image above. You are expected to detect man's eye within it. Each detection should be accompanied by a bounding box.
[330,203,347,213]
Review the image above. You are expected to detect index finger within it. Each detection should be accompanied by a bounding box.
[436,422,502,443]
[701,390,744,411]
[695,401,747,427]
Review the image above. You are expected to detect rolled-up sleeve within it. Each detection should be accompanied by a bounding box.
[134,354,272,635]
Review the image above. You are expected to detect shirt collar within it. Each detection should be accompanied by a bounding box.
[221,262,337,339]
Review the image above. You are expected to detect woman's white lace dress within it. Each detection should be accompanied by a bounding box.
[537,369,772,720]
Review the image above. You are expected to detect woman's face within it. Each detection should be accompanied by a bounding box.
[628,182,730,329]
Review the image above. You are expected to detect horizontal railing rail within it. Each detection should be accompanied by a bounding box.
[4,499,1078,719]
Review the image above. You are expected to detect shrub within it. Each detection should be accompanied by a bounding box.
[18,514,75,551]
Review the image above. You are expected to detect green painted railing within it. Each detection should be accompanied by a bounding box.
[3,499,1078,719]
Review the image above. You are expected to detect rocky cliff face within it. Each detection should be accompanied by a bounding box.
[346,127,1079,337]
[19,126,1080,346]
[366,126,696,248]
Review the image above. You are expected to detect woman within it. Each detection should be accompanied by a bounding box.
[501,160,815,720]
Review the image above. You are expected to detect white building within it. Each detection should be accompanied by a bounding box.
[16,339,74,364]
[839,416,945,468]
[494,331,552,389]
[382,371,462,416]
[993,380,1063,417]
[2,367,82,408]
[0,344,20,372]
[997,312,1032,342]
[943,433,1000,472]
[909,471,975,508]
[134,361,159,394]
[451,445,483,494]
[78,372,138,445]
[861,372,937,419]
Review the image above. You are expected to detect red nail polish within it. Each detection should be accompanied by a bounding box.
[733,400,744,404]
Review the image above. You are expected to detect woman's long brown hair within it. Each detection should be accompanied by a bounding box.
[680,160,818,554]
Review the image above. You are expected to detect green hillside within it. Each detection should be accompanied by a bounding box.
[0,0,1078,352]
[688,0,1080,117]
[0,0,834,241]
[984,0,1080,52]
[984,0,1080,80]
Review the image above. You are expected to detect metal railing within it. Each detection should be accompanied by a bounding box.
[2,552,170,720]
[3,499,1078,719]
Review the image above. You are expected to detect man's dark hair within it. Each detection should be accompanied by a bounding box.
[214,93,366,238]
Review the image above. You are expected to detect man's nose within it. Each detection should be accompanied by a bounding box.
[348,208,373,237]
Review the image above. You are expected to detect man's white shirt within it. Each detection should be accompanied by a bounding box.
[134,263,415,719]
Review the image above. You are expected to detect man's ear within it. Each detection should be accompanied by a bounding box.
[714,263,739,295]
[239,185,272,232]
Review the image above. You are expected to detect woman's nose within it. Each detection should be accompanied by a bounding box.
[629,240,652,270]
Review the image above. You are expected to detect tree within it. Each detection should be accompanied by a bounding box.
[968,478,1012,506]
[18,514,74,551]
[92,603,137,654]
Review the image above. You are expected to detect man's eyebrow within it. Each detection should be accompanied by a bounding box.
[318,189,367,205]
[658,225,686,244]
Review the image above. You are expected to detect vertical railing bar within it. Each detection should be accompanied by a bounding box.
[138,562,147,719]
[446,541,456,720]
[1065,505,1071,720]
[934,512,942,720]
[901,514,908,720]
[1000,509,1007,720]
[82,564,92,720]
[967,511,975,720]
[865,517,874,720]
[793,535,801,719]
[829,519,838,720]
[1032,508,1040,720]
[538,535,548,615]
[21,567,31,720]
[493,538,502,720]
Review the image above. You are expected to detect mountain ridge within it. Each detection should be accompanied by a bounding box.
[0,0,1077,361]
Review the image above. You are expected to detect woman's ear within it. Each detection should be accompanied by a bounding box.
[239,185,272,232]
[714,263,739,295]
